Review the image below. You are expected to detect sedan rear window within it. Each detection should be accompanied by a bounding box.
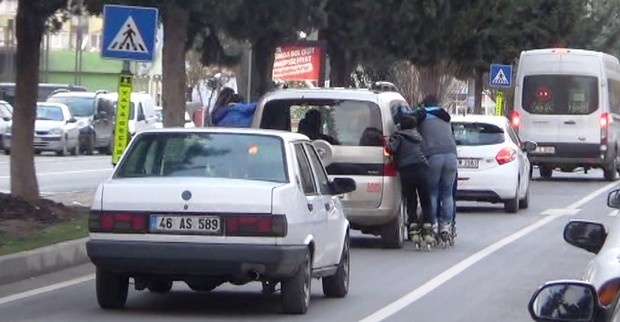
[522,75,598,115]
[115,133,288,183]
[260,99,384,147]
[452,122,505,146]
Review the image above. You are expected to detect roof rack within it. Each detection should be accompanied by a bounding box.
[370,81,399,92]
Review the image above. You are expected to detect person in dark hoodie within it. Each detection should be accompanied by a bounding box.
[414,94,458,241]
[386,115,430,230]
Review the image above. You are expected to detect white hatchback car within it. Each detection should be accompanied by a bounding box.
[451,115,537,213]
[86,128,355,314]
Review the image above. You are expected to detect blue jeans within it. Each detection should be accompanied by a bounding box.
[427,153,458,224]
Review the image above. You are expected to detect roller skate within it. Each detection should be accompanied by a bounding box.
[408,223,423,250]
[439,222,455,248]
[420,223,438,251]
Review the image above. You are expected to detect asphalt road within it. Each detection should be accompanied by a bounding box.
[0,158,618,321]
[0,153,113,193]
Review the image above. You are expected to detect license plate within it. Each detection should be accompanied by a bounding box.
[534,146,555,154]
[458,158,479,169]
[150,215,221,234]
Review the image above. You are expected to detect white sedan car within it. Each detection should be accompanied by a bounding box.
[451,115,537,213]
[3,102,80,156]
[86,128,355,314]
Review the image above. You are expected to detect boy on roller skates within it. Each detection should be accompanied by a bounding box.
[386,115,432,250]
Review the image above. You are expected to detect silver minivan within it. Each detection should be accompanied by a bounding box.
[251,87,410,248]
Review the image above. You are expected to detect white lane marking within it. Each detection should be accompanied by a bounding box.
[0,274,94,306]
[359,181,619,322]
[607,209,619,217]
[541,208,581,216]
[0,168,111,179]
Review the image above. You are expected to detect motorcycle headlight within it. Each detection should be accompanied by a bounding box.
[49,128,63,135]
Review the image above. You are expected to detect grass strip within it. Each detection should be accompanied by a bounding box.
[0,216,88,256]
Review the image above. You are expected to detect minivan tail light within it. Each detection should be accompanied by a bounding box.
[225,215,287,237]
[600,112,610,144]
[383,136,398,176]
[89,211,147,233]
[496,147,516,165]
[510,111,521,130]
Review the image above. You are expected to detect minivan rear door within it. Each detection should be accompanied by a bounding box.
[258,98,385,209]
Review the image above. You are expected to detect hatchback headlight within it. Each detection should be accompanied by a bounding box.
[49,128,63,135]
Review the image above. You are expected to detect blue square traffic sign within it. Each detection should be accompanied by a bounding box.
[489,64,512,87]
[101,5,159,62]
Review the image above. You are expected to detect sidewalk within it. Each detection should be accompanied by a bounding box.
[0,190,95,285]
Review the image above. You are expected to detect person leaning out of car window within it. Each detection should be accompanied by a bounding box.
[413,94,458,238]
[211,87,258,128]
[386,115,431,230]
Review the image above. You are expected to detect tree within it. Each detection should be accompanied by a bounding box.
[10,0,71,201]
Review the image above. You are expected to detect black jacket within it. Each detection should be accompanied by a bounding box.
[387,129,428,170]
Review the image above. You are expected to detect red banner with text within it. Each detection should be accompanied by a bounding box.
[272,43,323,83]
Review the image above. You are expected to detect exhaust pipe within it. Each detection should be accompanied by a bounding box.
[247,270,260,281]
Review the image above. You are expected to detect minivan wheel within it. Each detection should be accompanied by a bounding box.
[604,159,618,181]
[539,166,553,179]
[381,203,405,249]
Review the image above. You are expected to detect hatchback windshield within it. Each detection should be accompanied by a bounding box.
[522,75,598,115]
[452,122,505,146]
[115,132,288,183]
[260,99,384,146]
[36,105,64,121]
[48,97,94,117]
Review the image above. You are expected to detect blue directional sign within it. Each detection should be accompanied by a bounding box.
[101,5,158,62]
[489,64,512,87]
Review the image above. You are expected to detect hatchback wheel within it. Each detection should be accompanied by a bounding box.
[96,268,128,309]
[322,235,350,298]
[147,280,173,293]
[504,181,519,213]
[519,179,530,209]
[282,250,311,314]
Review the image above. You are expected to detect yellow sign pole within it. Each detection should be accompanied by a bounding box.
[112,62,132,165]
[495,90,504,116]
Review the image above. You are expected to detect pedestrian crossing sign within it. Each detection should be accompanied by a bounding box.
[102,5,158,62]
[489,64,512,87]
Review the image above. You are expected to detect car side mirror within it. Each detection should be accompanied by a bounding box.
[331,177,356,195]
[563,220,606,254]
[528,280,599,322]
[608,188,620,209]
[522,141,537,153]
[66,117,77,123]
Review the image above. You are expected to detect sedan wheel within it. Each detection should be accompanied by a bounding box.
[322,235,350,298]
[96,268,128,310]
[282,250,311,314]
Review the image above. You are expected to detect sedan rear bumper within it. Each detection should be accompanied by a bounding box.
[86,240,307,279]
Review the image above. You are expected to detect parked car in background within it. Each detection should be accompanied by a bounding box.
[99,92,157,137]
[251,85,410,248]
[451,115,537,213]
[47,91,115,155]
[0,82,87,106]
[3,102,79,156]
[0,100,13,151]
[86,128,355,314]
[153,105,195,129]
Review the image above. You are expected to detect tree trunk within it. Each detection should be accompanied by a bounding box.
[417,65,442,97]
[11,0,44,201]
[161,2,189,128]
[251,37,275,99]
[473,68,483,114]
[328,48,349,87]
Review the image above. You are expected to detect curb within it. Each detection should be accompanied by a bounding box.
[0,237,89,285]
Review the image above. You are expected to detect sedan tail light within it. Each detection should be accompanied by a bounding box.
[89,211,147,233]
[225,215,287,237]
[496,147,516,165]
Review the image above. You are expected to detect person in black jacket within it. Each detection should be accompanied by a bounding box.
[387,115,430,227]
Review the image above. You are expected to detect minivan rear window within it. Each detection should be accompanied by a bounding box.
[260,99,384,147]
[522,75,598,115]
[452,122,505,146]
